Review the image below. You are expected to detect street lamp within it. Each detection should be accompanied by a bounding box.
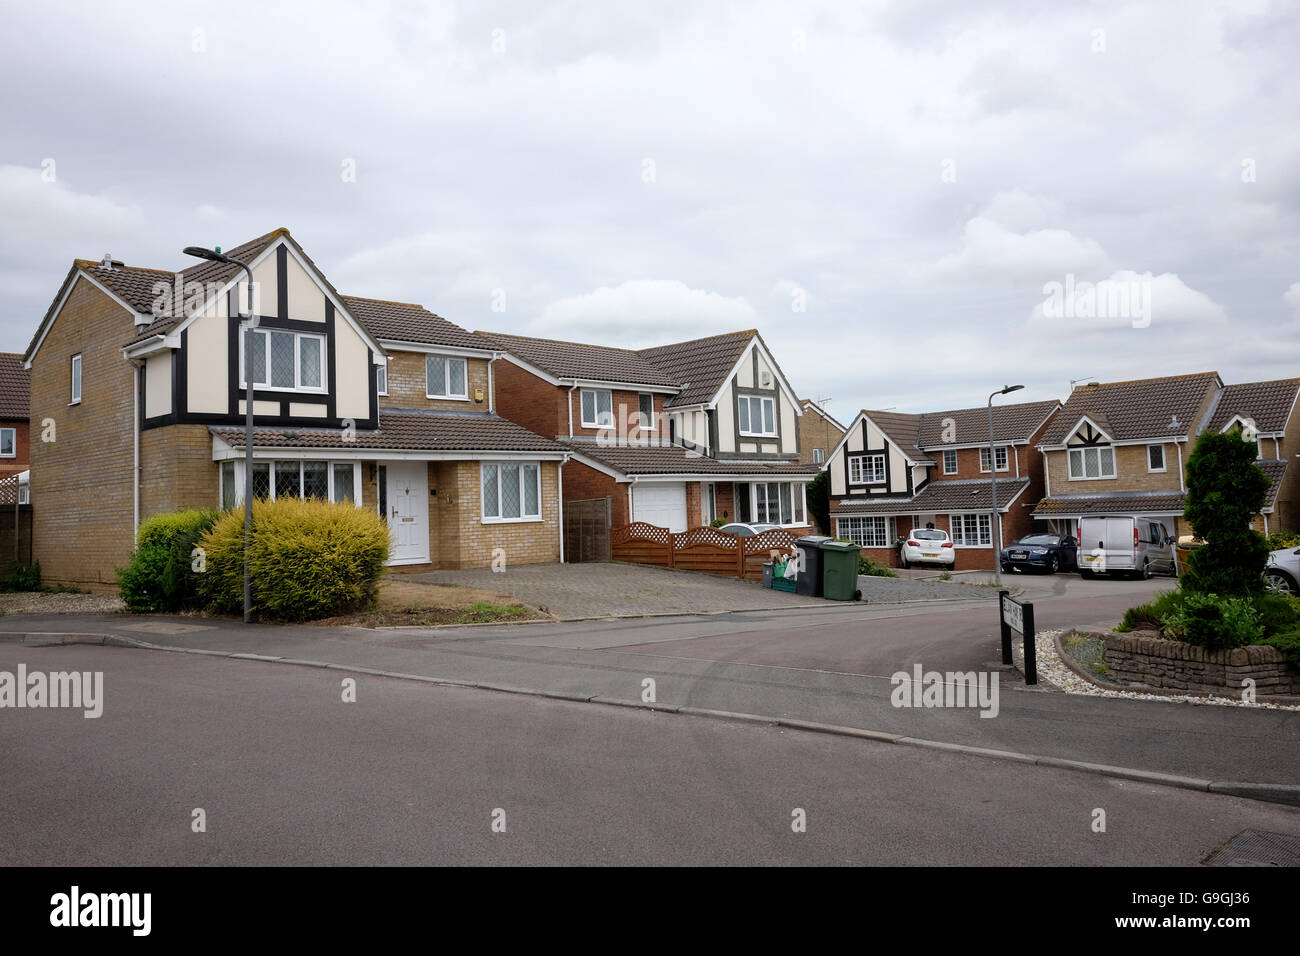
[183,246,257,624]
[988,384,1024,588]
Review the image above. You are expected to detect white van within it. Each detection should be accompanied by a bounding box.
[1077,515,1178,579]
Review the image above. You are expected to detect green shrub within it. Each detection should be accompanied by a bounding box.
[1251,592,1300,638]
[859,554,898,578]
[1162,591,1263,651]
[117,509,218,613]
[1182,429,1270,595]
[198,497,389,621]
[1265,530,1300,552]
[4,561,42,592]
[709,518,727,528]
[1258,629,1300,671]
[1116,589,1183,632]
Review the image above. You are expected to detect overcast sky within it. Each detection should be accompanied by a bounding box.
[3,0,1298,419]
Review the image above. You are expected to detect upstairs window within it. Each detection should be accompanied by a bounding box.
[1147,444,1165,472]
[0,428,14,458]
[70,354,82,404]
[241,330,326,392]
[942,449,958,474]
[979,446,1009,473]
[376,362,388,396]
[738,395,776,436]
[426,355,468,399]
[812,448,824,465]
[849,453,886,484]
[1068,446,1116,479]
[638,393,654,429]
[581,389,613,427]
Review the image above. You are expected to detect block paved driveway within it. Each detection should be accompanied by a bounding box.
[405,562,996,620]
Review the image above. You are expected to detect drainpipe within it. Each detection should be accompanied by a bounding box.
[132,361,140,540]
[488,351,499,412]
[567,383,578,437]
[627,481,634,524]
[1176,442,1185,492]
[557,453,569,562]
[1042,449,1051,498]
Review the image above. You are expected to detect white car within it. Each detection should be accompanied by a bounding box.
[717,522,779,538]
[1264,545,1300,594]
[899,528,955,568]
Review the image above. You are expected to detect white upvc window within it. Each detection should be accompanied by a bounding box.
[703,482,717,523]
[638,393,654,430]
[979,446,1009,473]
[0,428,14,458]
[1147,443,1165,472]
[738,395,776,437]
[1068,446,1116,480]
[221,459,361,507]
[580,389,613,427]
[70,353,82,404]
[426,354,468,399]
[751,481,807,525]
[240,329,326,392]
[481,461,542,522]
[812,447,825,465]
[838,515,891,548]
[849,453,886,484]
[942,449,958,474]
[376,362,388,396]
[950,512,992,547]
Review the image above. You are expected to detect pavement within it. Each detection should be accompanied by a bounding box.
[2,569,1294,804]
[4,642,1297,865]
[405,561,997,619]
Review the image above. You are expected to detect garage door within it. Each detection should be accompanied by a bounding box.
[633,482,688,532]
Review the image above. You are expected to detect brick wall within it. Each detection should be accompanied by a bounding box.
[383,352,491,412]
[715,482,736,523]
[492,359,567,438]
[566,388,667,441]
[30,277,138,584]
[686,481,702,527]
[1274,407,1300,531]
[449,460,559,568]
[562,459,628,526]
[1046,443,1183,496]
[140,425,219,517]
[0,420,30,478]
[1103,631,1299,696]
[798,406,843,466]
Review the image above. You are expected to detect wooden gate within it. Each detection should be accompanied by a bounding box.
[564,496,611,562]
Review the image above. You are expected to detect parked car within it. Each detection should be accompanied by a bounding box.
[717,522,779,538]
[1077,515,1177,579]
[1265,546,1300,594]
[899,528,954,568]
[1000,533,1077,574]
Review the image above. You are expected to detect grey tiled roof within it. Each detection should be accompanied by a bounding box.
[479,332,679,386]
[1207,379,1300,434]
[0,353,30,419]
[1039,373,1221,445]
[862,409,928,461]
[211,409,567,453]
[636,330,755,406]
[1032,492,1187,516]
[831,477,1029,516]
[342,296,488,350]
[564,438,819,477]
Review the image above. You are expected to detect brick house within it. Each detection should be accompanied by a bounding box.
[1201,378,1300,535]
[483,329,819,534]
[0,353,30,479]
[822,400,1061,570]
[23,229,569,584]
[798,398,845,467]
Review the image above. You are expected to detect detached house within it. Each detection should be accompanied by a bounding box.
[822,400,1061,569]
[798,398,846,467]
[484,329,818,535]
[24,228,569,584]
[0,353,30,479]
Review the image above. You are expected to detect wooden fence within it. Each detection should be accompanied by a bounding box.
[611,522,802,580]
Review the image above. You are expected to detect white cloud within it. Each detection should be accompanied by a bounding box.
[933,215,1111,282]
[532,280,756,346]
[1285,282,1300,315]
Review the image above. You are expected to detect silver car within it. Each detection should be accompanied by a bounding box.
[1265,546,1300,594]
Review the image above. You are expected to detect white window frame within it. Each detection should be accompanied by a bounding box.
[580,389,614,428]
[0,428,14,458]
[376,361,388,396]
[1067,446,1117,480]
[480,461,543,523]
[942,449,958,475]
[703,482,717,523]
[239,329,327,393]
[637,393,654,430]
[849,453,886,485]
[70,353,82,405]
[221,460,362,507]
[425,354,469,400]
[749,481,807,526]
[737,395,777,437]
[1147,443,1165,473]
[837,515,891,548]
[949,512,992,547]
[812,447,824,465]
[979,446,1009,473]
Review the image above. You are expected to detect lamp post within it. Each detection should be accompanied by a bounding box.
[988,384,1024,588]
[183,246,257,623]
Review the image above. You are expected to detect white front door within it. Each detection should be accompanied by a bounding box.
[385,462,430,564]
[633,482,688,532]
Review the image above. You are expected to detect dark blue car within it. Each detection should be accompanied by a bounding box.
[1000,533,1077,574]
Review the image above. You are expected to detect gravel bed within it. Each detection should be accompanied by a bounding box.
[0,592,125,615]
[1016,628,1300,711]
[855,574,1000,603]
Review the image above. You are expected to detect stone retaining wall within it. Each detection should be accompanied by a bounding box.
[1103,631,1300,696]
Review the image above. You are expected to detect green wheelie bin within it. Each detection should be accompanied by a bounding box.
[820,540,861,601]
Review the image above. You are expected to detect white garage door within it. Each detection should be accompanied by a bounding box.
[633,482,688,532]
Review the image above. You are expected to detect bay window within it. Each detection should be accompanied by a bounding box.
[240,329,326,392]
[751,481,806,525]
[481,462,542,522]
[738,395,776,436]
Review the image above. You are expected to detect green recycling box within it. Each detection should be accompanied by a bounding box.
[820,540,861,601]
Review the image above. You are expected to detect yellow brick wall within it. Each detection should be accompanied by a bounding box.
[140,425,219,517]
[382,352,491,412]
[448,460,559,569]
[1047,443,1184,495]
[30,277,138,584]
